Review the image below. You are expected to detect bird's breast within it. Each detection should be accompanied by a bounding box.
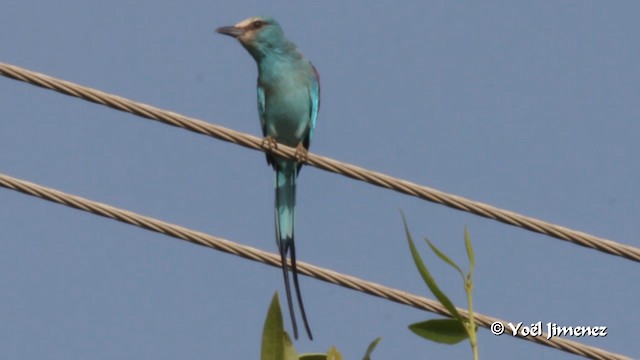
[262,78,312,147]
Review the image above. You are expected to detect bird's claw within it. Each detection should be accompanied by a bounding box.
[261,136,278,153]
[294,143,309,163]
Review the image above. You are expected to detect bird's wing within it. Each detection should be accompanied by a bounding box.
[304,64,321,149]
[257,83,267,137]
[258,83,277,167]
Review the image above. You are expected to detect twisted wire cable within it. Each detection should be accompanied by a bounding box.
[0,172,630,360]
[0,62,638,263]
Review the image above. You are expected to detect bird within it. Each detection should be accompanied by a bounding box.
[216,16,320,340]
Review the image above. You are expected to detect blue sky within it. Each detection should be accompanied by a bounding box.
[1,1,638,359]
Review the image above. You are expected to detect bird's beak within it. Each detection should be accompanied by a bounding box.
[216,26,244,38]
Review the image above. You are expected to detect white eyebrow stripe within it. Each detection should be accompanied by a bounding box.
[235,17,259,28]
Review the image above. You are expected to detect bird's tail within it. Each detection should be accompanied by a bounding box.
[275,160,312,340]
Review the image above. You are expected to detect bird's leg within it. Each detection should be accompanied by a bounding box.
[294,143,309,163]
[261,136,278,154]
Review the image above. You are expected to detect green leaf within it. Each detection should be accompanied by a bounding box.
[362,337,381,360]
[299,355,327,360]
[464,226,475,273]
[261,292,297,360]
[283,333,299,360]
[409,319,469,344]
[426,238,465,282]
[326,347,342,360]
[401,212,462,321]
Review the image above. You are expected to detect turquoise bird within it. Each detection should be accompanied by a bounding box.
[216,16,319,340]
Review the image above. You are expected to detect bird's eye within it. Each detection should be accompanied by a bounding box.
[252,21,263,29]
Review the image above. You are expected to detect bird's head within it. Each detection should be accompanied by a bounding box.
[216,16,292,59]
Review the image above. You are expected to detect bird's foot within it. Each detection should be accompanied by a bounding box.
[261,136,278,153]
[294,143,309,163]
